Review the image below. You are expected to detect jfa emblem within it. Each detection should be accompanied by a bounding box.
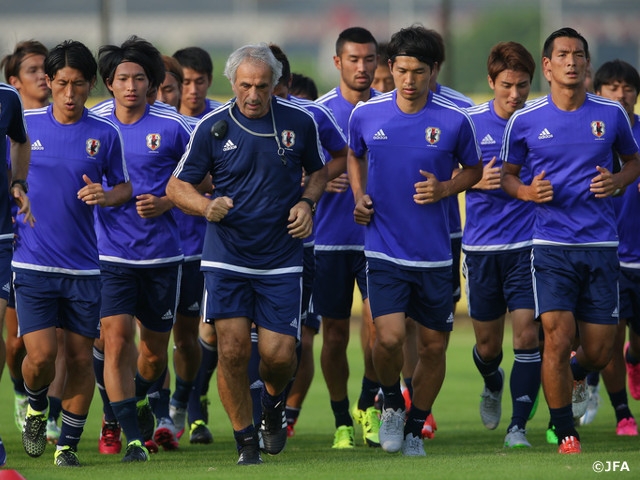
[426,127,440,145]
[86,138,101,156]
[591,121,605,138]
[281,130,295,148]
[146,133,161,151]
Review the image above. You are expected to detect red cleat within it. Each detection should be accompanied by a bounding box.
[558,435,581,454]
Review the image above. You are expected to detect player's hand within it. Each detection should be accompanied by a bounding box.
[473,157,501,190]
[527,170,553,203]
[353,194,373,225]
[11,186,34,227]
[136,193,170,218]
[326,173,349,193]
[78,174,107,207]
[414,170,444,204]
[590,165,617,198]
[203,196,233,222]
[287,201,313,239]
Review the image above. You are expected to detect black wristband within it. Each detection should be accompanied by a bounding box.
[11,179,28,193]
[299,197,316,216]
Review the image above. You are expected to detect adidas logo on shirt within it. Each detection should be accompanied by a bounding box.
[31,139,44,151]
[161,310,174,321]
[537,128,554,140]
[480,134,496,145]
[373,129,387,140]
[223,139,237,151]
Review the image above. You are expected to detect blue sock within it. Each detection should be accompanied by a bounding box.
[381,380,404,411]
[586,371,600,387]
[405,406,429,438]
[147,369,167,415]
[111,398,142,444]
[357,376,380,411]
[509,348,541,430]
[199,337,218,396]
[550,405,579,443]
[404,377,413,399]
[473,345,503,392]
[48,396,62,422]
[151,388,171,420]
[608,388,632,422]
[570,355,590,382]
[24,383,49,413]
[234,424,258,451]
[187,338,217,424]
[330,397,352,428]
[135,371,157,401]
[11,376,27,395]
[93,346,117,422]
[57,410,87,450]
[171,375,194,408]
[250,380,263,427]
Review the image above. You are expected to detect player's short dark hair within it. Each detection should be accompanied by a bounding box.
[290,73,318,100]
[336,27,377,57]
[487,42,536,82]
[594,59,640,94]
[543,27,590,61]
[173,46,213,79]
[423,29,445,64]
[98,36,165,92]
[45,40,96,82]
[162,54,184,86]
[377,42,390,65]
[269,44,290,87]
[1,39,48,81]
[387,25,439,70]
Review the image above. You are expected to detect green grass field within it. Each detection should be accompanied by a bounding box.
[1,316,639,479]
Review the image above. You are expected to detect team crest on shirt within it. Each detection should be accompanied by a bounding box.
[591,121,605,138]
[146,133,161,151]
[86,138,100,156]
[425,127,441,145]
[281,130,295,148]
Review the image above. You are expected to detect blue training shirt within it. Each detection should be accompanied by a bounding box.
[616,115,640,267]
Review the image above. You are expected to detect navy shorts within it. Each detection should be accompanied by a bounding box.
[463,249,534,321]
[313,250,368,319]
[620,267,640,335]
[0,241,12,302]
[13,271,101,338]
[100,263,181,333]
[366,259,454,332]
[532,246,619,324]
[451,236,462,303]
[203,270,302,339]
[177,260,204,318]
[302,246,320,332]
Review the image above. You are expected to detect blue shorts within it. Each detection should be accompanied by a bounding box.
[0,241,12,302]
[463,249,534,321]
[203,270,302,339]
[532,246,619,324]
[620,267,640,335]
[13,271,101,338]
[177,260,204,318]
[100,263,181,333]
[302,246,320,332]
[366,259,454,332]
[451,236,462,303]
[313,250,368,319]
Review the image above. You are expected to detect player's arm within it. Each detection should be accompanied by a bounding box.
[501,162,553,203]
[414,161,482,205]
[9,135,34,226]
[167,175,232,223]
[347,147,373,225]
[590,152,640,198]
[289,163,328,239]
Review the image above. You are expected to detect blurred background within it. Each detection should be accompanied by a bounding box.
[1,0,639,100]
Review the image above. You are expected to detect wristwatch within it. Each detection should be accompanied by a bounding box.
[11,179,28,193]
[299,197,316,216]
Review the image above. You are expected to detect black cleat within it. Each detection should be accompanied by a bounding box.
[259,400,287,455]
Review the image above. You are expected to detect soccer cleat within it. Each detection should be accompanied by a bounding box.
[121,440,150,462]
[46,419,61,445]
[144,439,158,454]
[402,388,412,411]
[22,406,48,458]
[558,435,581,454]
[54,445,80,467]
[378,408,405,453]
[401,433,426,456]
[0,435,6,467]
[154,417,179,450]
[189,420,213,444]
[616,417,638,436]
[579,384,600,426]
[352,405,381,447]
[571,379,588,419]
[200,396,210,425]
[422,413,438,440]
[136,397,155,442]
[504,425,531,448]
[14,393,28,432]
[259,400,287,455]
[546,425,558,445]
[169,404,187,439]
[99,418,122,454]
[625,342,640,400]
[480,367,504,430]
[331,425,355,449]
[286,419,296,438]
[236,430,262,466]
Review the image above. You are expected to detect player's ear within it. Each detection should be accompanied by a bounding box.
[333,55,341,70]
